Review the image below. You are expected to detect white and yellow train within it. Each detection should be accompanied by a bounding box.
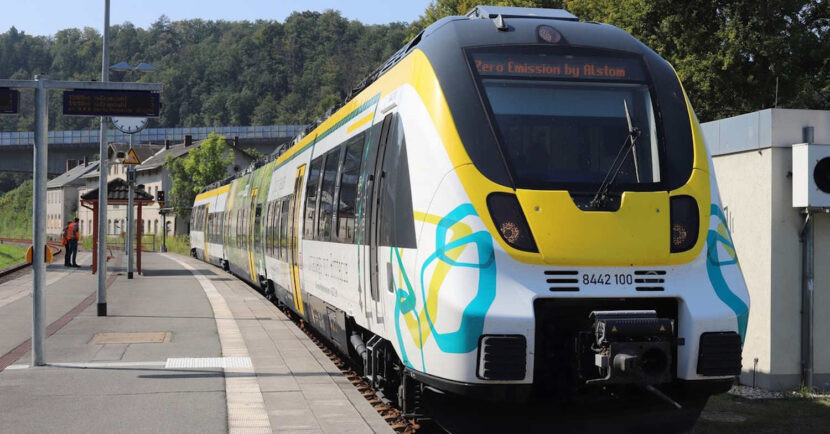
[191,6,750,429]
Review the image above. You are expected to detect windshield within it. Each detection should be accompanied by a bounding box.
[470,49,662,191]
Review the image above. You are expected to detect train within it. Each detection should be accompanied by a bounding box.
[190,5,750,430]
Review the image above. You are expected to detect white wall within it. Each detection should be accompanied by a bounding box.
[708,109,830,390]
[712,149,773,384]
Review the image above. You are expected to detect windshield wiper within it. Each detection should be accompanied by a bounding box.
[589,100,641,209]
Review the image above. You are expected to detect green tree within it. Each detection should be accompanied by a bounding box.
[165,132,233,218]
[243,147,267,161]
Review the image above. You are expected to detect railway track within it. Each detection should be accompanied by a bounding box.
[0,237,63,278]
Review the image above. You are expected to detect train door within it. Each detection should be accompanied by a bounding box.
[203,204,210,261]
[254,202,263,279]
[366,114,395,324]
[288,165,306,315]
[248,188,258,282]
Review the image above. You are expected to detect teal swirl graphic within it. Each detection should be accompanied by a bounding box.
[393,204,496,371]
[706,204,749,341]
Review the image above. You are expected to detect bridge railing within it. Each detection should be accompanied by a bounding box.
[0,125,306,146]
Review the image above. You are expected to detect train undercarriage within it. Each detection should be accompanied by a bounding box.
[242,270,733,433]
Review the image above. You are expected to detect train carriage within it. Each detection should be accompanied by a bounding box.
[190,184,229,267]
[192,6,750,429]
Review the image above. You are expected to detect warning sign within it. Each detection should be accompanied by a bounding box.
[123,148,142,165]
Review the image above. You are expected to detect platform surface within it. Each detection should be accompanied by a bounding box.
[0,251,391,434]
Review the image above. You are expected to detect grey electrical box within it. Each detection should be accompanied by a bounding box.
[792,143,830,207]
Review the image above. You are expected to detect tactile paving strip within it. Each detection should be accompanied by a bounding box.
[165,254,271,434]
[164,357,252,369]
[89,332,171,344]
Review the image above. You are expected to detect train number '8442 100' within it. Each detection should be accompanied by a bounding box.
[581,273,634,286]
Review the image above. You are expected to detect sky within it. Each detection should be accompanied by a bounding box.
[0,0,433,37]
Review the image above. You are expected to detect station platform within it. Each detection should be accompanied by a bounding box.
[0,251,392,434]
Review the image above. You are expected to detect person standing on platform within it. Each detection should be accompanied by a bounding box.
[62,221,72,267]
[67,218,80,267]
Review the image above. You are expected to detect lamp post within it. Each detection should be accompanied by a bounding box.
[97,0,110,317]
[109,62,156,279]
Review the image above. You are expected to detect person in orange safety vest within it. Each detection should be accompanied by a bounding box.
[64,218,79,267]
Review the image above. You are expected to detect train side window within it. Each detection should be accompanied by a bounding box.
[266,201,272,257]
[243,208,249,249]
[274,200,281,257]
[217,212,221,244]
[274,199,285,258]
[194,206,200,231]
[229,210,234,247]
[272,201,278,256]
[304,157,324,240]
[271,200,279,256]
[198,206,204,231]
[280,199,290,260]
[237,210,243,249]
[318,148,341,241]
[379,118,417,248]
[337,134,366,243]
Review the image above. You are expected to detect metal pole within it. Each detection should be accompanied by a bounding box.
[97,0,110,316]
[127,134,134,279]
[800,210,814,388]
[32,75,48,366]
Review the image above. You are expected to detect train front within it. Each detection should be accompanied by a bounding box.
[396,8,750,411]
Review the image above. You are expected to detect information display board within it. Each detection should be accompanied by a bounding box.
[62,90,160,117]
[470,51,647,82]
[0,88,19,114]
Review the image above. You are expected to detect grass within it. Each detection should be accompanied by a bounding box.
[696,393,830,433]
[160,234,191,255]
[0,242,27,268]
[0,180,33,239]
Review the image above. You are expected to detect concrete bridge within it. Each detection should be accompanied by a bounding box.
[0,125,304,175]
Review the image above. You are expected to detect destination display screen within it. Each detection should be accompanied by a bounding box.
[470,51,647,82]
[62,90,160,117]
[0,88,19,114]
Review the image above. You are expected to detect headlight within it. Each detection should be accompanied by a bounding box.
[670,195,699,253]
[487,193,538,252]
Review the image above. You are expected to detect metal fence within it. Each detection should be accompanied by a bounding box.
[0,125,306,146]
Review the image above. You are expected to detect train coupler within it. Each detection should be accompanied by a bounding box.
[581,310,674,386]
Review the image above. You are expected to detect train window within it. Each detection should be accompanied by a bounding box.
[270,200,278,256]
[468,48,664,192]
[265,201,272,255]
[337,133,366,243]
[378,119,417,248]
[304,157,324,239]
[243,208,249,249]
[318,148,341,241]
[266,201,273,257]
[280,199,290,260]
[236,210,243,249]
[274,200,281,257]
[211,211,221,244]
